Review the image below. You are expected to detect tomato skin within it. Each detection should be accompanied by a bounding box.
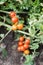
[9,11,16,18]
[20,46,25,51]
[12,25,17,30]
[24,50,30,55]
[19,36,24,42]
[25,39,30,44]
[17,24,23,30]
[24,44,29,49]
[12,16,18,23]
[17,47,21,51]
[18,42,23,46]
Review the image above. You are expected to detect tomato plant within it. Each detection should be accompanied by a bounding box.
[0,0,43,65]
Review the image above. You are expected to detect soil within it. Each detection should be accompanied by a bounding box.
[0,27,43,65]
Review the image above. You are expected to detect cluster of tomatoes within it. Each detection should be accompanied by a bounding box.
[9,11,18,23]
[17,36,30,55]
[9,11,23,30]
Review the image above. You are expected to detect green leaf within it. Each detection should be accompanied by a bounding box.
[2,49,7,58]
[39,34,43,43]
[30,43,39,50]
[19,20,24,24]
[24,55,34,65]
[0,0,7,2]
[29,26,35,37]
[33,0,40,6]
[0,34,4,38]
[0,0,7,4]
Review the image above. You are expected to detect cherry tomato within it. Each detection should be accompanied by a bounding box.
[24,50,30,55]
[17,24,23,30]
[20,46,25,51]
[9,11,16,18]
[19,36,24,42]
[24,44,29,49]
[18,42,24,46]
[25,39,30,44]
[12,25,17,30]
[11,16,18,23]
[17,47,21,51]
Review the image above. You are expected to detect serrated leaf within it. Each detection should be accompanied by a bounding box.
[24,55,34,65]
[30,43,39,50]
[0,0,7,4]
[39,34,43,43]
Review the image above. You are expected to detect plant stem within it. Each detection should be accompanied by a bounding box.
[16,30,30,36]
[0,10,10,14]
[0,30,11,43]
[0,22,11,28]
[0,10,28,14]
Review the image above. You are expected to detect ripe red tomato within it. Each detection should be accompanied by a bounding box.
[24,44,29,49]
[17,47,21,51]
[19,36,24,42]
[11,16,18,23]
[9,11,16,18]
[25,39,30,44]
[18,42,23,46]
[17,24,23,30]
[20,46,25,51]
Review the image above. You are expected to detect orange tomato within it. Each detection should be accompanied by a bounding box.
[20,46,25,51]
[17,24,23,30]
[19,36,24,42]
[24,50,30,55]
[25,39,30,44]
[17,47,21,51]
[18,41,24,46]
[24,44,29,49]
[12,25,17,30]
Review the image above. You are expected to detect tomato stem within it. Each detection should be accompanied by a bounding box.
[0,10,10,14]
[0,10,28,14]
[16,30,30,36]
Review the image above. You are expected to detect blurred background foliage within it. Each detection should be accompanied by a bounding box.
[0,0,43,13]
